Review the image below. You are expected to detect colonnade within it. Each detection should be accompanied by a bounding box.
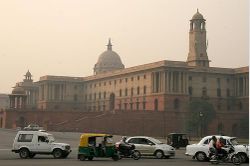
[9,95,27,109]
[151,70,188,94]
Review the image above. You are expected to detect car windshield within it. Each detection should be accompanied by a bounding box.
[150,137,164,144]
[48,135,55,142]
[230,138,239,145]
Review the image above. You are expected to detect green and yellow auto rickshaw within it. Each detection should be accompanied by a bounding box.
[77,133,120,161]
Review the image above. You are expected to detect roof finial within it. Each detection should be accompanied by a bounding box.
[197,8,199,13]
[107,38,112,51]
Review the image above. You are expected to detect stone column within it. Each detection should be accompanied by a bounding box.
[165,71,168,93]
[168,71,172,93]
[179,72,182,93]
[170,71,173,93]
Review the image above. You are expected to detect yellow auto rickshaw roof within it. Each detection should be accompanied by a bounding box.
[79,133,112,147]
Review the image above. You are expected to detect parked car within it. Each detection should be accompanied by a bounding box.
[12,130,71,159]
[23,124,43,131]
[185,135,249,163]
[125,136,175,159]
[167,133,189,149]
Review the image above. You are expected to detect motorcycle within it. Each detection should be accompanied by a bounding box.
[209,145,241,165]
[116,141,141,160]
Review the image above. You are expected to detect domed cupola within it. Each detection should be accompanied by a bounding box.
[94,39,125,75]
[12,84,26,95]
[192,9,204,20]
[23,70,33,82]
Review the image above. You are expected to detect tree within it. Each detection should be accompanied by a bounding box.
[186,100,216,137]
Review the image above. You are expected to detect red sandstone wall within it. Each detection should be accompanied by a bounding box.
[2,109,248,138]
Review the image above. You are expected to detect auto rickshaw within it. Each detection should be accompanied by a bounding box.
[77,133,120,161]
[167,133,189,149]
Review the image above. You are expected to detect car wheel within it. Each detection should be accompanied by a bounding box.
[155,150,164,159]
[238,153,247,163]
[195,152,206,161]
[19,148,30,159]
[132,150,141,160]
[79,154,85,161]
[53,149,63,159]
[231,154,241,165]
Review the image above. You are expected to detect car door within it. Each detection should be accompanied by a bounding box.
[139,138,156,155]
[127,138,144,153]
[37,135,51,152]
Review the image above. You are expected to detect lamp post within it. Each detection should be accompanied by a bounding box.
[199,112,203,138]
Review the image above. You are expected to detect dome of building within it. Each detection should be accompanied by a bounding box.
[12,85,26,95]
[192,9,204,20]
[94,39,125,74]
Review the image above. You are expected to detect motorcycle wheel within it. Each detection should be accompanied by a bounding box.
[132,150,141,160]
[232,154,241,166]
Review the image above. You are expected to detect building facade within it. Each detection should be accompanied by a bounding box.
[4,10,248,137]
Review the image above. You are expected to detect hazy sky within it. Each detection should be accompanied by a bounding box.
[0,0,248,93]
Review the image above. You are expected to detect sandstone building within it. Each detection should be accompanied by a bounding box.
[2,10,248,137]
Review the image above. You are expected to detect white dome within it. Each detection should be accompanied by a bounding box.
[94,39,124,74]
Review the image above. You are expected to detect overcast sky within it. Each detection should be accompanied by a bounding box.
[0,0,249,93]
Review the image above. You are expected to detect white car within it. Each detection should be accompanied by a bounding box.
[12,130,71,159]
[125,136,175,159]
[185,135,249,163]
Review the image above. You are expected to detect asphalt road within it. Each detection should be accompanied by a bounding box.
[0,129,248,166]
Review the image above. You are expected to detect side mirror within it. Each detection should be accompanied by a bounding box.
[45,139,49,143]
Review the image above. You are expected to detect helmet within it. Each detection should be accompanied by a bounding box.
[122,136,127,141]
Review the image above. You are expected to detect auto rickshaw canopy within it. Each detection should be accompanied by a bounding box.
[79,133,112,147]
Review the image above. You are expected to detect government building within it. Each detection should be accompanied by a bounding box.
[2,10,248,137]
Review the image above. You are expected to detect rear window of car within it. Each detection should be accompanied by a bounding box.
[18,134,33,142]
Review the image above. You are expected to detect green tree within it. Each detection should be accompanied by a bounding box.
[186,100,216,137]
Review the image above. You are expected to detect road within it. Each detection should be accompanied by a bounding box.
[0,129,248,166]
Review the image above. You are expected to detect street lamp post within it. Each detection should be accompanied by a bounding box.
[199,112,203,138]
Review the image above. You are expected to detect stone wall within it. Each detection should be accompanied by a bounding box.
[1,109,248,138]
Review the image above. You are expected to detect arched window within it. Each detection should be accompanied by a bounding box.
[137,86,140,95]
[174,98,180,110]
[109,93,115,111]
[154,99,158,111]
[143,86,147,94]
[125,88,128,96]
[131,88,134,96]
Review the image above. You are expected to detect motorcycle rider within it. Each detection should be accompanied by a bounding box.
[209,136,218,158]
[216,137,227,157]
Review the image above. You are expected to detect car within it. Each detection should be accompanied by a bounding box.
[125,136,175,159]
[185,135,249,163]
[23,124,43,131]
[12,130,71,159]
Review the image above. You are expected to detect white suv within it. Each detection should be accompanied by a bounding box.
[12,130,71,159]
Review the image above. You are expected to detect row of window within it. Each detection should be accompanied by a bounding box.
[188,76,230,84]
[85,75,147,89]
[84,86,147,101]
[188,87,231,97]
